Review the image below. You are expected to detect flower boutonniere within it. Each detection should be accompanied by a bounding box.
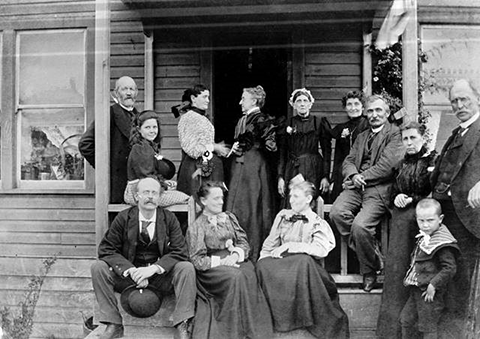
[286,126,297,135]
[340,128,350,138]
[154,153,164,160]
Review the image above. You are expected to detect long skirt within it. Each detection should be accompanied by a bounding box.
[192,261,273,339]
[177,151,224,196]
[376,206,418,339]
[226,148,274,261]
[256,254,350,338]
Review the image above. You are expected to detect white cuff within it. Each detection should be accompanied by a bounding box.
[211,256,221,268]
[231,247,245,263]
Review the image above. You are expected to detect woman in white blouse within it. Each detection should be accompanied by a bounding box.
[177,84,229,195]
[256,179,349,338]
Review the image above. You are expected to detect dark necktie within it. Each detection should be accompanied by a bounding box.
[287,214,309,223]
[141,221,152,243]
[450,127,467,149]
[367,131,377,150]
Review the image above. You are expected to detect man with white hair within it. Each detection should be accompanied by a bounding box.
[79,76,139,203]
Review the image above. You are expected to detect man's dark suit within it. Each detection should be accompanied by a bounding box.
[79,103,138,203]
[432,117,480,318]
[91,206,196,326]
[330,121,403,275]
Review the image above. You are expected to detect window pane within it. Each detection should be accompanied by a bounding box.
[18,30,85,106]
[20,108,85,181]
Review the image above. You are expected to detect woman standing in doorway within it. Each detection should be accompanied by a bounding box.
[177,84,229,196]
[226,85,277,261]
[277,88,331,207]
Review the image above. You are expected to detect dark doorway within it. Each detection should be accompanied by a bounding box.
[213,34,290,145]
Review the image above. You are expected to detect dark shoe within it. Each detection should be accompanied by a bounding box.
[99,323,124,339]
[174,318,192,339]
[362,273,377,292]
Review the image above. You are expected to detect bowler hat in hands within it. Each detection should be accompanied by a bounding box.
[120,285,162,318]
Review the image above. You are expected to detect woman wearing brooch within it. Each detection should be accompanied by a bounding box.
[328,91,369,201]
[256,178,349,338]
[177,84,230,196]
[277,88,331,207]
[226,85,277,261]
[187,181,273,339]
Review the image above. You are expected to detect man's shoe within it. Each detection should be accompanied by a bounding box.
[174,318,192,339]
[362,273,377,292]
[99,323,124,339]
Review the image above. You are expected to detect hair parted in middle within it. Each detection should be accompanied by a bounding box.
[130,110,162,147]
[197,181,228,199]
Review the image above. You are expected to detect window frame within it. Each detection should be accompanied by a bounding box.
[0,21,95,194]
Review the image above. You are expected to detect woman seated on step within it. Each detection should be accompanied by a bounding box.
[186,181,273,339]
[256,177,350,338]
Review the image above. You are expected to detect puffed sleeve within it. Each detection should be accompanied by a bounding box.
[226,212,250,260]
[319,117,332,180]
[186,217,212,271]
[259,212,284,260]
[287,217,336,259]
[178,111,215,159]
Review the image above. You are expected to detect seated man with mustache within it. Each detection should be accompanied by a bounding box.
[329,94,404,292]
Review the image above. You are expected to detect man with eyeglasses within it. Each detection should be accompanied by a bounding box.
[431,79,480,336]
[91,177,196,339]
[330,94,403,292]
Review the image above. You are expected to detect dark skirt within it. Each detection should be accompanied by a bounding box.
[256,254,350,338]
[177,151,224,196]
[192,261,273,339]
[376,206,418,339]
[226,148,274,261]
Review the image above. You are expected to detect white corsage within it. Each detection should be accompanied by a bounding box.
[202,144,214,161]
[340,128,350,138]
[286,126,297,135]
[154,153,164,160]
[225,239,245,263]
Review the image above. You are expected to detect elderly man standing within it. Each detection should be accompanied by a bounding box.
[431,79,480,336]
[330,94,403,292]
[91,177,196,339]
[79,76,139,203]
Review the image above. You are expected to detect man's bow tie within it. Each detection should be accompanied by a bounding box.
[287,214,309,223]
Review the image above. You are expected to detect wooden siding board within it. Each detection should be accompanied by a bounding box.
[1,276,92,291]
[0,195,94,209]
[0,209,94,221]
[0,220,94,233]
[0,290,94,308]
[0,2,96,17]
[0,244,96,257]
[0,257,94,277]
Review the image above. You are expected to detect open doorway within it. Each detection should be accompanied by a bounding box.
[212,34,290,145]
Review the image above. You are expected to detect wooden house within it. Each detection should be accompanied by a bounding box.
[1,0,480,338]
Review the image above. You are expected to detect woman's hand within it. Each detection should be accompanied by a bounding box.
[220,253,240,267]
[319,178,330,194]
[231,141,242,156]
[394,193,413,208]
[422,283,436,302]
[278,178,286,197]
[271,243,290,258]
[214,141,230,157]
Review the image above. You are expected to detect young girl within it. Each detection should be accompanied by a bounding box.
[124,110,188,206]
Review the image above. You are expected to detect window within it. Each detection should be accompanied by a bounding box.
[16,29,86,189]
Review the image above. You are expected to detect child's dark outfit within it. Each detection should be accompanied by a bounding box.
[400,224,459,339]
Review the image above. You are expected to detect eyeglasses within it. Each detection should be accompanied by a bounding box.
[138,190,160,198]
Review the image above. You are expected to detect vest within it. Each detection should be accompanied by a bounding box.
[134,232,161,267]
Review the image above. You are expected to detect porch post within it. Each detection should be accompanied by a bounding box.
[144,31,154,111]
[363,31,373,96]
[95,0,111,246]
[402,0,418,121]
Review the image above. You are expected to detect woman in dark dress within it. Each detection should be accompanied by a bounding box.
[256,180,350,339]
[277,88,331,207]
[376,121,435,339]
[226,85,277,261]
[329,91,369,201]
[124,110,184,205]
[187,181,273,339]
[177,84,229,196]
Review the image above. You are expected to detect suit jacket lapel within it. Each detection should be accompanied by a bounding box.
[112,103,137,139]
[370,123,390,161]
[155,208,166,255]
[127,207,140,261]
[355,131,369,169]
[451,118,480,182]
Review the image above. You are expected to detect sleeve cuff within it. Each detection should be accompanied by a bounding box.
[231,247,245,263]
[155,264,165,274]
[211,256,221,267]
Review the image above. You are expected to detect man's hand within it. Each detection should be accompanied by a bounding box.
[278,178,286,197]
[352,174,367,189]
[136,279,149,289]
[468,181,480,208]
[422,283,436,302]
[214,141,230,157]
[220,253,239,267]
[271,244,290,258]
[394,194,413,208]
[130,266,160,285]
[319,178,330,194]
[342,179,355,190]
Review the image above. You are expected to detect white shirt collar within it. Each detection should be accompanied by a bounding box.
[139,210,156,239]
[245,107,261,115]
[371,124,385,134]
[119,102,135,112]
[459,112,479,130]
